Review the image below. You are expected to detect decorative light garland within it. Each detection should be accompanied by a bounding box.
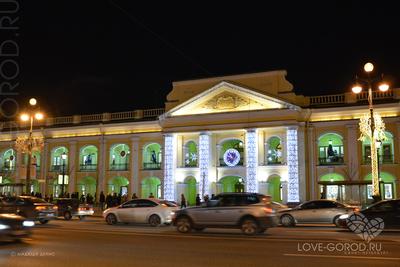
[199,133,210,198]
[245,129,258,192]
[358,112,386,196]
[287,128,299,202]
[163,134,175,200]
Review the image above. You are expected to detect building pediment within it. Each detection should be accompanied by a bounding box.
[165,81,299,117]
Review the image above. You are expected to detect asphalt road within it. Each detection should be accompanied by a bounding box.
[1,217,400,267]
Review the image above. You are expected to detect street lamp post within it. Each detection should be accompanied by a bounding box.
[19,98,44,194]
[352,62,389,202]
[61,152,67,197]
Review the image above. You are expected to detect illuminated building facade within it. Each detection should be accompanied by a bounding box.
[0,70,399,206]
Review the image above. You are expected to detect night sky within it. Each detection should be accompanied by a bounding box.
[3,1,400,118]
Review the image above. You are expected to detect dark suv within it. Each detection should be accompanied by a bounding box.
[52,198,94,220]
[173,192,277,235]
[0,196,57,224]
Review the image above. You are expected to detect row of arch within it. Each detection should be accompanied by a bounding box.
[318,131,394,164]
[0,143,164,172]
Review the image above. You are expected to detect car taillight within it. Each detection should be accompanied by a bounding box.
[353,207,360,212]
[35,206,46,211]
[52,206,58,210]
[263,207,273,214]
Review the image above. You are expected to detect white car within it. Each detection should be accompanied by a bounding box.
[103,198,178,226]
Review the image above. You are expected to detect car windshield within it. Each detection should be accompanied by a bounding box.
[159,200,178,207]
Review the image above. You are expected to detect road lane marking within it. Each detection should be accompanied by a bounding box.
[283,253,400,261]
[31,227,399,244]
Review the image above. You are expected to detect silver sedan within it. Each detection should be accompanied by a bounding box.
[103,198,178,226]
[278,200,356,227]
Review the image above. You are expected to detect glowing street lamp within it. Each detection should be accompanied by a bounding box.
[351,62,389,202]
[17,98,45,194]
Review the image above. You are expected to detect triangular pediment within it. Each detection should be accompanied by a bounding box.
[166,81,299,117]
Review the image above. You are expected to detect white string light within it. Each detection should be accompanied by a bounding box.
[163,134,175,200]
[287,128,299,202]
[245,129,258,192]
[199,133,210,198]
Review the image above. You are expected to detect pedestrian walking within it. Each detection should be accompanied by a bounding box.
[131,193,138,199]
[180,194,187,209]
[148,192,154,198]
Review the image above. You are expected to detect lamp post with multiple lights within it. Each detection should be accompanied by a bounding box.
[19,98,44,194]
[352,62,389,202]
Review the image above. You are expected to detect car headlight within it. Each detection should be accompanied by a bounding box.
[0,224,10,230]
[170,211,175,216]
[23,221,35,227]
[339,214,349,220]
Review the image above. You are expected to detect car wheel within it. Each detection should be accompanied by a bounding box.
[333,215,341,227]
[106,214,117,225]
[149,215,161,227]
[176,216,192,233]
[280,214,295,227]
[39,219,49,224]
[64,211,72,220]
[241,218,258,235]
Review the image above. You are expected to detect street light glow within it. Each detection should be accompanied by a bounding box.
[378,83,389,92]
[35,112,44,120]
[61,152,67,160]
[364,62,374,72]
[29,98,37,106]
[351,85,362,94]
[20,113,30,121]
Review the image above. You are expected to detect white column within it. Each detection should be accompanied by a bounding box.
[258,130,265,165]
[130,137,139,196]
[307,126,316,199]
[199,132,211,199]
[68,141,77,194]
[41,141,49,194]
[286,127,300,203]
[346,124,359,180]
[15,151,22,183]
[163,134,176,200]
[297,126,306,202]
[245,129,258,192]
[97,137,106,196]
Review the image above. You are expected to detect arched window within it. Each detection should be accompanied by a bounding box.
[183,141,198,167]
[77,176,97,197]
[217,176,244,193]
[108,176,129,195]
[141,177,161,198]
[219,139,244,167]
[318,133,344,165]
[0,148,16,171]
[143,143,162,170]
[80,145,98,171]
[50,146,68,172]
[362,131,394,164]
[266,136,282,164]
[109,144,130,171]
[319,173,345,201]
[364,172,396,200]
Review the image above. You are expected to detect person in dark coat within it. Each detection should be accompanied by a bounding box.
[131,193,138,199]
[106,193,112,208]
[99,191,105,210]
[195,194,201,206]
[180,194,187,209]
